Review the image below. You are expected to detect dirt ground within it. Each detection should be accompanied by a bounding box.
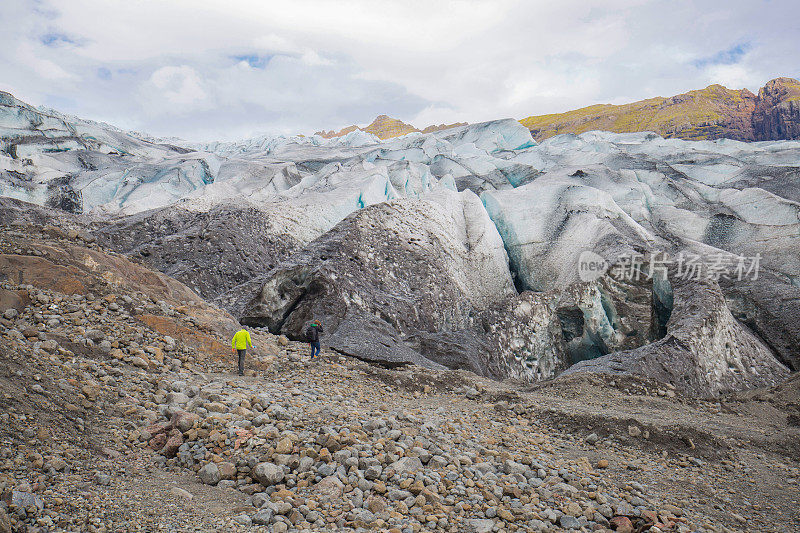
[1,225,799,532]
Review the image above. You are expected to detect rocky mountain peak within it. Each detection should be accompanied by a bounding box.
[760,76,800,95]
[753,77,800,140]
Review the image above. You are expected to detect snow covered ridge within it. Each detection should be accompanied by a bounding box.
[0,89,539,215]
[1,88,798,219]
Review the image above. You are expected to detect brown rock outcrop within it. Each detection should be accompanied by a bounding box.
[752,77,800,140]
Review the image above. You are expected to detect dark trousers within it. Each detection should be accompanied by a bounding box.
[309,341,320,359]
[237,349,246,375]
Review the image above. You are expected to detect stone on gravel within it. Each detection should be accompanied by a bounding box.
[198,463,221,485]
[0,508,10,533]
[233,513,252,526]
[161,430,183,458]
[218,461,236,480]
[275,437,293,454]
[252,508,273,525]
[610,516,634,533]
[170,487,194,500]
[464,518,495,533]
[364,464,382,480]
[253,462,284,486]
[166,391,190,405]
[559,514,581,529]
[502,459,528,475]
[11,490,43,510]
[131,356,149,369]
[85,329,106,341]
[389,456,423,475]
[173,412,199,432]
[314,475,344,501]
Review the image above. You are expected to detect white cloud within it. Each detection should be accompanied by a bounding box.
[253,33,301,55]
[143,65,210,111]
[0,0,798,140]
[704,64,759,92]
[409,105,464,128]
[16,42,78,81]
[252,33,332,66]
[300,50,331,67]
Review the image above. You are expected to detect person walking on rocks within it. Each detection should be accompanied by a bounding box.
[305,320,323,360]
[231,327,253,376]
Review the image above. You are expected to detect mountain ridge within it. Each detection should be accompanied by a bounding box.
[316,77,800,143]
[315,114,467,140]
[521,77,800,142]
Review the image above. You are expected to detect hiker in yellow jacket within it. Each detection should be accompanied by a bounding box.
[231,328,253,376]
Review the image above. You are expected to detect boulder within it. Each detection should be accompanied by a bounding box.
[85,329,106,342]
[252,462,284,486]
[217,461,237,480]
[464,518,494,533]
[389,456,424,475]
[251,508,273,525]
[0,288,27,316]
[160,429,183,458]
[173,411,199,433]
[198,463,221,485]
[10,490,43,510]
[0,507,11,533]
[313,475,344,502]
[166,391,190,405]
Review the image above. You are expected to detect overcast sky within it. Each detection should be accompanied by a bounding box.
[1,0,798,141]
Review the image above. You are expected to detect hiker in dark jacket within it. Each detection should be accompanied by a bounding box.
[306,320,323,360]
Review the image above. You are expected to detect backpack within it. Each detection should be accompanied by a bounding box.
[305,325,316,342]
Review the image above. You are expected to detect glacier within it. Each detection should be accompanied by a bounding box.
[1,89,798,395]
